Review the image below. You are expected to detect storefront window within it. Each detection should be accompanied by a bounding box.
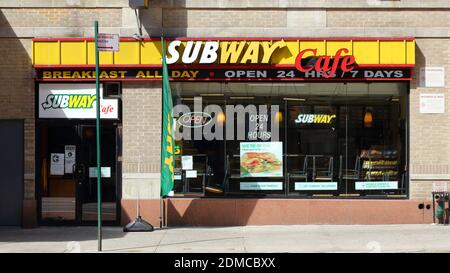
[171,82,408,199]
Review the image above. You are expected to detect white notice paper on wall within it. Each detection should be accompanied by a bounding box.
[181,156,193,170]
[64,145,76,174]
[420,67,445,87]
[432,181,448,192]
[50,153,65,175]
[420,93,445,113]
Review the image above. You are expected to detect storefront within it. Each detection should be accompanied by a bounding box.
[171,81,408,199]
[36,83,121,225]
[32,37,424,225]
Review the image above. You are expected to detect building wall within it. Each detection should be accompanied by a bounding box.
[1,1,450,226]
[122,82,162,200]
[121,82,162,226]
[409,38,450,199]
[0,36,35,226]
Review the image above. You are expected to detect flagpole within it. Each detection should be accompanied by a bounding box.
[160,36,165,229]
[160,36,174,229]
[160,197,163,228]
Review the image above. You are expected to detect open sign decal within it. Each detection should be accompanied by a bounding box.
[177,112,213,128]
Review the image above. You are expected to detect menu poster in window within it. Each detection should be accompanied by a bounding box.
[420,93,445,114]
[50,153,65,175]
[240,142,283,177]
[64,145,76,174]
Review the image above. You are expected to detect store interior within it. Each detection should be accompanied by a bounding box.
[172,82,408,198]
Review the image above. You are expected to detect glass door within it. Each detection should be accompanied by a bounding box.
[39,123,78,223]
[285,100,338,196]
[77,125,118,224]
[39,121,120,225]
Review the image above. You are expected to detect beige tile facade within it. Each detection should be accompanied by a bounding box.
[0,1,449,226]
[409,38,450,199]
[122,82,162,199]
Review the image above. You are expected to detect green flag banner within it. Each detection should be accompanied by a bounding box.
[160,37,175,197]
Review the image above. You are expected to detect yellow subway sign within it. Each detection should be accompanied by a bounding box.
[32,38,415,66]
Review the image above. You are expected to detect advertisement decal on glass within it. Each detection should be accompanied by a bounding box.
[355,181,398,190]
[174,174,182,180]
[89,167,111,178]
[240,182,283,191]
[295,182,337,191]
[240,142,283,178]
[294,114,336,124]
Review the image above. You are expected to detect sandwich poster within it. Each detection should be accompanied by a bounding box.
[240,142,283,178]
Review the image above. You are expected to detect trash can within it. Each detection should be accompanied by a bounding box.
[432,192,450,225]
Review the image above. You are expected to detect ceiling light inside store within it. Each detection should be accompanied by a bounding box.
[283,98,306,101]
[275,111,283,123]
[364,107,374,128]
[217,112,226,123]
[199,93,224,97]
[229,96,255,100]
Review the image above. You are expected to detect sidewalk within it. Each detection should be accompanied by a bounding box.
[0,224,449,253]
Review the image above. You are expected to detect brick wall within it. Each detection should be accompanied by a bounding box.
[0,38,34,200]
[0,8,122,28]
[409,39,450,200]
[327,9,450,27]
[163,9,287,28]
[162,8,450,29]
[122,82,162,199]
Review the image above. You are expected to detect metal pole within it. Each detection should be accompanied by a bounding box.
[160,197,163,228]
[94,20,102,252]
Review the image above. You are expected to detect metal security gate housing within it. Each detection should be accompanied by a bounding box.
[0,120,24,226]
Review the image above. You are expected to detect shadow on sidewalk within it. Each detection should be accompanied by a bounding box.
[0,226,126,243]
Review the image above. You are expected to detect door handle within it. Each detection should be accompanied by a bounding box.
[73,163,86,182]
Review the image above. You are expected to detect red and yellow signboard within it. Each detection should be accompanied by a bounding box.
[32,38,415,81]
